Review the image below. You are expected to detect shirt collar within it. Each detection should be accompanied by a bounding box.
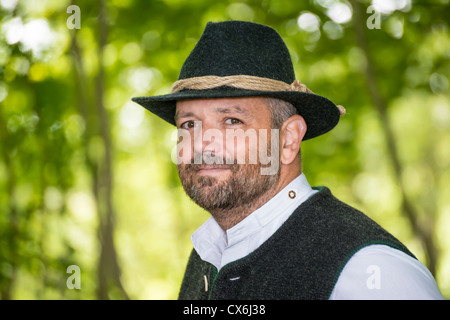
[225,173,314,246]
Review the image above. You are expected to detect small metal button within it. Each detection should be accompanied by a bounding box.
[288,190,296,199]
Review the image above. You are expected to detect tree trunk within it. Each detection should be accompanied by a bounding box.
[69,0,129,300]
[350,0,439,276]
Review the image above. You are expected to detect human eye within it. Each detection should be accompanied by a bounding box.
[180,120,200,129]
[224,118,243,125]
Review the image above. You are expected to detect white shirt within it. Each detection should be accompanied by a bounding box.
[191,174,444,300]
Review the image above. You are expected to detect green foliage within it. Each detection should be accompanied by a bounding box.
[0,0,449,299]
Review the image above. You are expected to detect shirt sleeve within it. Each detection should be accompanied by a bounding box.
[329,244,445,300]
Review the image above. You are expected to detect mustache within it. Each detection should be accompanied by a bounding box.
[177,151,244,173]
[184,151,238,165]
[180,162,239,172]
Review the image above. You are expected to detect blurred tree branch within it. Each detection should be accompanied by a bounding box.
[69,0,128,300]
[95,0,129,300]
[350,0,439,276]
[0,111,18,300]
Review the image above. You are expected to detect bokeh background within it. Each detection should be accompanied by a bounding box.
[0,0,449,299]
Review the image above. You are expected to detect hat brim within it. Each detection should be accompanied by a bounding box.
[131,86,340,141]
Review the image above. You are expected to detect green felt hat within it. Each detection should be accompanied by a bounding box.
[132,21,344,140]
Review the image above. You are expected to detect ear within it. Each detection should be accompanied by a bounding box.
[280,115,307,165]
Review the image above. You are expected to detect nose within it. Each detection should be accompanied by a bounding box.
[192,121,225,164]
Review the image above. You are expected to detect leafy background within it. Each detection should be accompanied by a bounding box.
[0,0,449,299]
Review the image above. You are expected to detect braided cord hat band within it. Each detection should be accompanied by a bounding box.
[171,75,346,115]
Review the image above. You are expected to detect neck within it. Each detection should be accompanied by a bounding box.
[210,187,278,231]
[211,167,302,230]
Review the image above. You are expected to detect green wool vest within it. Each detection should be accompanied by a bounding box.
[178,187,416,300]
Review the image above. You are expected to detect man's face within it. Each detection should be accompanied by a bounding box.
[175,97,280,212]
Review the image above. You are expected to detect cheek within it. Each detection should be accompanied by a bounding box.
[234,142,251,164]
[175,130,195,164]
[224,129,261,164]
[177,147,191,164]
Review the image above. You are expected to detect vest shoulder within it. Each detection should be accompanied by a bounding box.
[290,187,416,258]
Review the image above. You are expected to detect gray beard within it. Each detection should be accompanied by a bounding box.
[177,161,280,212]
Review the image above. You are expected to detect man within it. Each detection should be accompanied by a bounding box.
[132,21,444,299]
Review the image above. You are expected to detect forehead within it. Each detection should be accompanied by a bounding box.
[175,97,271,121]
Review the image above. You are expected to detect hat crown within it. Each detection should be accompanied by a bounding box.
[178,21,295,84]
